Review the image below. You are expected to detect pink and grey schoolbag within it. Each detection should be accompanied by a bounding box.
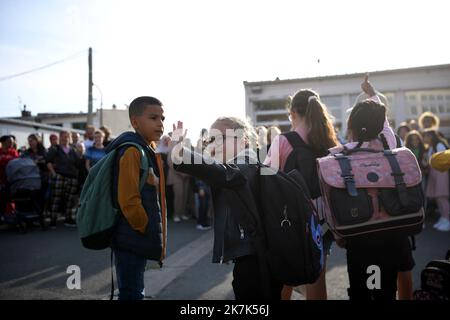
[317,137,424,238]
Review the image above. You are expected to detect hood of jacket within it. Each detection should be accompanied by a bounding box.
[105,131,151,154]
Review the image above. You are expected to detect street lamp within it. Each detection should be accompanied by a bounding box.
[93,83,103,127]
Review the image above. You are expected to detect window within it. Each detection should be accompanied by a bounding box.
[321,95,342,108]
[255,99,287,111]
[256,113,289,122]
[349,94,359,105]
[407,89,450,117]
[387,96,394,104]
[378,92,394,107]
[328,107,342,123]
[72,122,87,130]
[251,86,262,94]
[278,125,291,133]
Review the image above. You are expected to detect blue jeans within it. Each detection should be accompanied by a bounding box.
[114,249,147,300]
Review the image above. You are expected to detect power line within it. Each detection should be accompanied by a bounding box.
[0,50,86,83]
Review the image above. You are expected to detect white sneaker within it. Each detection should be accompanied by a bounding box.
[436,218,450,232]
[433,217,445,228]
[196,224,212,231]
[173,217,181,223]
[181,215,190,221]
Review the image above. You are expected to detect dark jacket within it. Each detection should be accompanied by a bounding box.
[45,145,80,178]
[106,131,163,260]
[174,148,259,263]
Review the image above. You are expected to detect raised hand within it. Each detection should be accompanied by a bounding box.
[169,121,188,149]
[361,73,376,97]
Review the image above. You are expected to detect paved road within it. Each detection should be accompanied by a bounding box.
[0,216,448,300]
[0,219,203,299]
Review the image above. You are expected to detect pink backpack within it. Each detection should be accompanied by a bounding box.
[318,144,424,238]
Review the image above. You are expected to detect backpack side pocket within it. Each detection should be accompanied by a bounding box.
[379,185,424,216]
[330,188,373,225]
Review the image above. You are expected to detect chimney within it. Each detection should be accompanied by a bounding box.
[21,104,31,118]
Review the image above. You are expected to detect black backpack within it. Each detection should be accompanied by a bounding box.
[414,250,450,300]
[237,162,324,289]
[283,132,328,199]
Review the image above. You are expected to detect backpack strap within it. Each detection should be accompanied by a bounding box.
[282,131,308,149]
[282,131,314,173]
[395,134,403,148]
[383,149,409,207]
[334,153,358,197]
[379,133,391,150]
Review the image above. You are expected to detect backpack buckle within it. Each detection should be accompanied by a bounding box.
[342,174,355,182]
[281,205,291,227]
[281,219,292,228]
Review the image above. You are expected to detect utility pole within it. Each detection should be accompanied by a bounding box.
[87,47,93,125]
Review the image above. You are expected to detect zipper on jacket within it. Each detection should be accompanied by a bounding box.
[238,224,245,240]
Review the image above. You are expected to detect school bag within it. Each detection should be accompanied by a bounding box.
[76,142,149,250]
[414,250,450,300]
[237,161,324,288]
[317,135,425,238]
[282,132,328,199]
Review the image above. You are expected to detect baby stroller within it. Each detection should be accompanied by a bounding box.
[4,157,45,232]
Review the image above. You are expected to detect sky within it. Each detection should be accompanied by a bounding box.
[1,0,449,139]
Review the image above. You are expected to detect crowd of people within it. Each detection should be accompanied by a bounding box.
[396,113,450,232]
[0,123,216,231]
[0,125,112,228]
[0,75,449,301]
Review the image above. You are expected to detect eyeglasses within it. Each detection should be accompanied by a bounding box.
[206,134,238,146]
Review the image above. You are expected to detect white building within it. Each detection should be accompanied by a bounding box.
[4,107,131,137]
[244,64,450,137]
[0,118,84,149]
[24,108,132,136]
[1,107,132,149]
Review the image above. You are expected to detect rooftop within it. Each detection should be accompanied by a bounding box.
[243,63,450,87]
[0,118,84,133]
